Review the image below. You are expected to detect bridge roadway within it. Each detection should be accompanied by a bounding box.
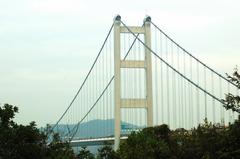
[70,136,128,147]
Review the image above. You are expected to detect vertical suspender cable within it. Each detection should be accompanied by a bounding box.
[138,39,141,127]
[106,38,109,130]
[133,35,137,130]
[86,55,90,137]
[125,34,127,128]
[160,33,164,124]
[204,67,207,120]
[155,27,159,125]
[101,44,104,134]
[183,49,187,128]
[109,33,113,131]
[128,36,133,130]
[211,72,215,123]
[177,47,181,127]
[105,43,107,123]
[190,56,193,127]
[180,50,184,128]
[171,42,176,129]
[83,77,86,137]
[123,33,126,130]
[105,38,108,132]
[144,36,147,127]
[101,49,103,131]
[96,50,99,132]
[219,77,223,125]
[124,34,127,131]
[166,37,170,126]
[102,43,105,132]
[108,37,111,132]
[197,62,200,124]
[129,34,132,130]
[188,56,191,128]
[80,90,83,138]
[136,37,139,126]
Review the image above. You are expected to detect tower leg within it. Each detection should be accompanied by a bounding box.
[114,15,121,151]
[144,16,153,127]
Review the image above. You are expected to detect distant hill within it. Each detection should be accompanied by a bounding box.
[52,119,143,139]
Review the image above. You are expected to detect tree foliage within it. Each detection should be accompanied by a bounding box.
[223,69,240,113]
[117,120,240,159]
[76,146,94,159]
[1,68,240,158]
[97,145,118,159]
[0,103,75,159]
[1,103,240,159]
[117,124,177,159]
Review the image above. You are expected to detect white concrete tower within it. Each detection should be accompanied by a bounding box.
[114,15,153,151]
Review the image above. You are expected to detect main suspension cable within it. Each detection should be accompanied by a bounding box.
[66,27,142,140]
[120,20,227,108]
[150,21,238,88]
[52,22,115,131]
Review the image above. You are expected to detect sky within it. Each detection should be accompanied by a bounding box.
[0,0,240,127]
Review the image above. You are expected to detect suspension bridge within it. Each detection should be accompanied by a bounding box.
[52,15,239,150]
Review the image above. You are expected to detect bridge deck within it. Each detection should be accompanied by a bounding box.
[70,136,128,147]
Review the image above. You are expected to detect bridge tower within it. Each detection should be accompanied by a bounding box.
[114,15,153,150]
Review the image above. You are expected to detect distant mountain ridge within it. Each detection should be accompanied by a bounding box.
[52,119,142,139]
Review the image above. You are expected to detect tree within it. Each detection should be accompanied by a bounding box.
[0,103,18,128]
[97,145,118,159]
[219,116,240,158]
[76,146,94,159]
[117,125,176,159]
[45,133,75,159]
[0,104,47,158]
[223,68,240,113]
[0,103,75,159]
[179,121,228,159]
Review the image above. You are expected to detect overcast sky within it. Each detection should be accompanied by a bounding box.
[0,0,240,126]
